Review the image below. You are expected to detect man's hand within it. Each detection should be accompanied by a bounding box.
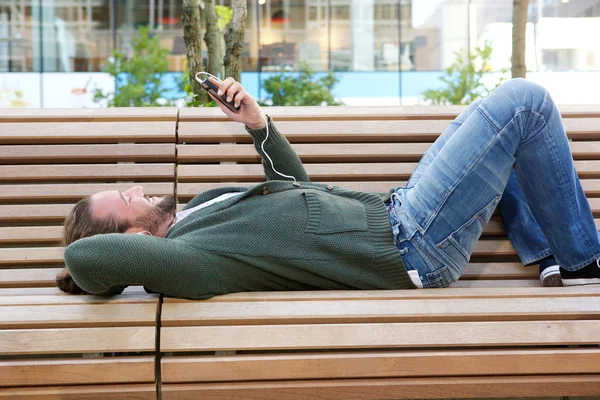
[208,77,266,130]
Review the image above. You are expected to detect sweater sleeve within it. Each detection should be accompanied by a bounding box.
[64,233,223,300]
[246,116,310,182]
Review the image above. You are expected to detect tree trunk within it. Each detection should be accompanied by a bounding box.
[182,0,208,104]
[203,0,219,78]
[511,0,529,79]
[223,0,247,82]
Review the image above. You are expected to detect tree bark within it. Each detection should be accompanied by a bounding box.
[224,0,247,82]
[203,0,219,78]
[511,0,530,78]
[182,0,208,104]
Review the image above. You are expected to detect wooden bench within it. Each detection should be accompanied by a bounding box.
[0,109,177,399]
[160,106,600,399]
[1,105,599,399]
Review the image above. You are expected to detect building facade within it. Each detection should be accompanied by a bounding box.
[1,0,599,107]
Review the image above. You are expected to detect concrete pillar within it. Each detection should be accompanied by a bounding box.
[32,0,57,72]
[351,0,374,71]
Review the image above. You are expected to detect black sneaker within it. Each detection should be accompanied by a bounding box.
[560,259,600,286]
[539,257,562,287]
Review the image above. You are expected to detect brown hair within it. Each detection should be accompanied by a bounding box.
[56,196,130,295]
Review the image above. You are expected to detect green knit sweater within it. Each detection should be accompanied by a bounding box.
[65,118,414,299]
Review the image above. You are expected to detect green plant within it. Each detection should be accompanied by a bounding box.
[259,65,344,106]
[216,5,233,31]
[422,41,506,105]
[94,26,173,107]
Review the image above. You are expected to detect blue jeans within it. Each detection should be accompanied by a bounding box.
[388,78,600,288]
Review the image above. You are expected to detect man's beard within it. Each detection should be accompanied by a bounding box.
[133,196,176,234]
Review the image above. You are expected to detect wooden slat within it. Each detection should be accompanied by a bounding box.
[0,268,64,288]
[178,105,600,121]
[0,182,174,202]
[462,262,536,279]
[0,204,74,222]
[177,143,428,162]
[160,375,600,399]
[0,327,155,355]
[163,286,600,303]
[0,227,62,245]
[178,120,451,143]
[177,141,600,163]
[450,279,541,288]
[177,118,600,144]
[0,248,64,266]
[0,303,158,329]
[0,164,174,182]
[0,286,149,297]
[177,163,414,182]
[160,297,600,327]
[0,292,157,306]
[0,121,176,144]
[0,144,174,164]
[0,357,155,387]
[177,161,600,182]
[161,320,600,352]
[0,107,178,122]
[161,348,600,382]
[0,384,157,399]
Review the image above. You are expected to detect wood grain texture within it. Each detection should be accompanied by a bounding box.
[160,375,600,399]
[176,141,600,163]
[0,247,64,266]
[0,107,177,122]
[0,384,156,399]
[160,296,600,326]
[163,286,600,303]
[0,357,155,387]
[0,227,63,245]
[0,182,174,201]
[0,121,175,144]
[0,144,175,164]
[161,320,600,351]
[178,105,600,121]
[0,292,158,305]
[176,160,600,182]
[0,327,155,355]
[0,268,65,288]
[161,348,600,382]
[0,303,158,329]
[0,204,75,223]
[0,164,175,182]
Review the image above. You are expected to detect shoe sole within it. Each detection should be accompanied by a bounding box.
[540,265,563,287]
[562,278,600,286]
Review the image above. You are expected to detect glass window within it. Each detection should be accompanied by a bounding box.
[0,3,33,72]
[257,0,328,72]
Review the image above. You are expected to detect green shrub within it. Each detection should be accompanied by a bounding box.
[94,26,173,107]
[422,41,506,105]
[259,65,343,106]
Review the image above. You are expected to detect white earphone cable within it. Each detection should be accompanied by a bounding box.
[195,72,297,184]
[260,114,297,184]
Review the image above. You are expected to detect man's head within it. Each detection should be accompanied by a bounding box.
[57,186,176,294]
[64,186,176,245]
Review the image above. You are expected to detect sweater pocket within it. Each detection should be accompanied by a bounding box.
[303,191,368,234]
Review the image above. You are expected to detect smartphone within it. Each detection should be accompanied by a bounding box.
[194,74,240,113]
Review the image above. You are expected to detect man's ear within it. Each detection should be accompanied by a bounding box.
[125,227,152,236]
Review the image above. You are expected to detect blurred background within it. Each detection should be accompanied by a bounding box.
[1,0,599,107]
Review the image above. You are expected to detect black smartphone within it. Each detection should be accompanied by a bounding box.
[194,75,240,113]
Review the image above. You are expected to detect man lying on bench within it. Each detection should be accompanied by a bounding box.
[57,77,600,299]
